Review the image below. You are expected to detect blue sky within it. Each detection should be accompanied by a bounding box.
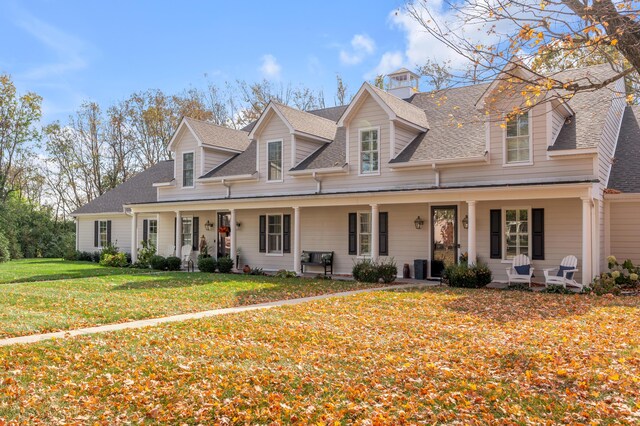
[0,0,454,124]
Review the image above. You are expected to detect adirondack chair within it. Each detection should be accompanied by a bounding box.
[543,255,582,290]
[506,254,534,287]
[181,244,193,271]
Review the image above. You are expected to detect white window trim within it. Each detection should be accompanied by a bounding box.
[502,110,533,167]
[181,216,194,248]
[266,139,284,183]
[357,211,372,257]
[97,220,108,248]
[358,126,381,176]
[182,150,195,188]
[266,213,284,256]
[501,206,532,262]
[148,219,158,248]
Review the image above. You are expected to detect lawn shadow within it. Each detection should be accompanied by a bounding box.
[0,260,157,284]
[442,288,640,323]
[111,276,212,290]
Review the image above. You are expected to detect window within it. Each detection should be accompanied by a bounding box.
[359,129,379,174]
[98,220,108,248]
[358,212,371,256]
[505,114,530,164]
[267,140,282,181]
[183,152,194,187]
[504,209,529,259]
[267,214,282,254]
[148,219,158,248]
[181,217,193,248]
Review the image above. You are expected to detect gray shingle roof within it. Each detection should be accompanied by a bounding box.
[549,64,622,150]
[608,106,640,193]
[272,102,337,140]
[200,140,257,179]
[72,160,174,215]
[185,117,250,151]
[366,83,430,128]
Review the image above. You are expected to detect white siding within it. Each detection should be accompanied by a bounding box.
[295,136,323,166]
[550,109,564,146]
[77,215,132,253]
[610,201,640,263]
[394,122,419,158]
[203,147,234,174]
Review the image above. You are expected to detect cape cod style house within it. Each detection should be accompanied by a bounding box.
[72,64,640,286]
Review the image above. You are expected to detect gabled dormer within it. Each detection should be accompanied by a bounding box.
[165,117,249,189]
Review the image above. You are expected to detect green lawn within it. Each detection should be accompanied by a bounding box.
[0,288,638,424]
[0,259,385,338]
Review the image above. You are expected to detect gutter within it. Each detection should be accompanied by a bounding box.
[152,180,175,188]
[198,172,259,183]
[288,163,349,177]
[546,148,598,158]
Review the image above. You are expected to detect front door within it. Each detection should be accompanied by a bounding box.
[431,206,458,277]
[217,212,230,258]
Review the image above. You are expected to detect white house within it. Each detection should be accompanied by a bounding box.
[72,64,639,286]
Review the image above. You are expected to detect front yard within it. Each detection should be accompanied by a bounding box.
[1,287,638,423]
[0,259,386,338]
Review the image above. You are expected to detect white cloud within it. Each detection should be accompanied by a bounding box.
[339,34,376,65]
[259,54,282,79]
[372,51,404,77]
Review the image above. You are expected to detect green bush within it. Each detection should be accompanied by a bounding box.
[91,251,101,263]
[76,251,93,262]
[443,262,492,288]
[377,258,398,283]
[274,269,297,278]
[217,256,234,273]
[136,240,156,269]
[352,258,380,283]
[0,232,10,263]
[149,255,168,271]
[99,252,128,267]
[590,274,621,296]
[198,257,217,273]
[166,256,181,271]
[100,241,119,259]
[63,249,79,261]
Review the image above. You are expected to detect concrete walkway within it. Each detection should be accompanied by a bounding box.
[0,282,433,347]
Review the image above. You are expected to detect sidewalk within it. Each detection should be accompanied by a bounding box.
[0,282,433,347]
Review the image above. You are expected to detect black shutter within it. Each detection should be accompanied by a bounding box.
[348,213,357,255]
[106,221,112,244]
[192,217,199,251]
[283,214,291,253]
[142,219,148,244]
[379,212,388,256]
[532,208,545,260]
[174,217,177,248]
[490,209,501,259]
[94,221,99,247]
[259,215,266,253]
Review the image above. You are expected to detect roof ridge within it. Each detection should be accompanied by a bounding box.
[272,102,338,124]
[185,116,249,134]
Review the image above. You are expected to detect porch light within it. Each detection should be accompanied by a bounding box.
[236,222,241,228]
[204,220,214,231]
[462,215,469,229]
[414,216,424,230]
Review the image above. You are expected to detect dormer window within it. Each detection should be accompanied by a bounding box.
[505,113,531,164]
[359,128,380,175]
[267,140,283,182]
[182,152,194,187]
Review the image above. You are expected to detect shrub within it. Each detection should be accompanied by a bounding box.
[352,258,380,283]
[274,269,297,279]
[100,241,119,260]
[149,255,168,271]
[136,241,156,269]
[592,256,640,294]
[63,249,79,261]
[77,251,93,262]
[0,232,10,263]
[217,256,234,273]
[91,251,101,263]
[249,267,265,276]
[544,284,575,294]
[377,258,398,283]
[166,256,182,271]
[198,257,217,273]
[590,273,622,296]
[443,262,492,288]
[99,252,128,267]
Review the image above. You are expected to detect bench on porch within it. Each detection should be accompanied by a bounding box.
[301,251,334,275]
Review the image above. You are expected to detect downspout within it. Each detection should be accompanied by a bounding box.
[312,172,322,194]
[222,179,231,198]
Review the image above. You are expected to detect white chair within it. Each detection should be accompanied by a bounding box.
[506,254,534,287]
[543,255,582,290]
[181,244,193,270]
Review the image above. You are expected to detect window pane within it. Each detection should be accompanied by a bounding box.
[518,116,529,135]
[360,130,379,174]
[267,215,282,253]
[182,218,192,247]
[183,153,194,186]
[268,141,282,181]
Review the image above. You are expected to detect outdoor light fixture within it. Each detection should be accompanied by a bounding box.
[462,215,469,229]
[236,222,241,228]
[204,220,214,231]
[414,216,424,230]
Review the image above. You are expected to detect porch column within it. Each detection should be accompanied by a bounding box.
[581,197,593,286]
[230,209,237,270]
[293,207,301,275]
[175,211,182,258]
[130,212,138,263]
[371,204,379,261]
[467,201,477,265]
